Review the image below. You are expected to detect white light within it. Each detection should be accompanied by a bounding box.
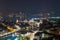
[14,37,19,40]
[12,34,15,37]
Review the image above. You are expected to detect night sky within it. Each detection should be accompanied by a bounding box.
[0,0,60,16]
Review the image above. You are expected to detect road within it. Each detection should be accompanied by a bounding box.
[0,23,38,40]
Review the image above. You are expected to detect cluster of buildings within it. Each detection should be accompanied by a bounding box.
[0,12,60,40]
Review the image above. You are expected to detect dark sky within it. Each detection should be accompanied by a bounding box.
[0,0,60,16]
